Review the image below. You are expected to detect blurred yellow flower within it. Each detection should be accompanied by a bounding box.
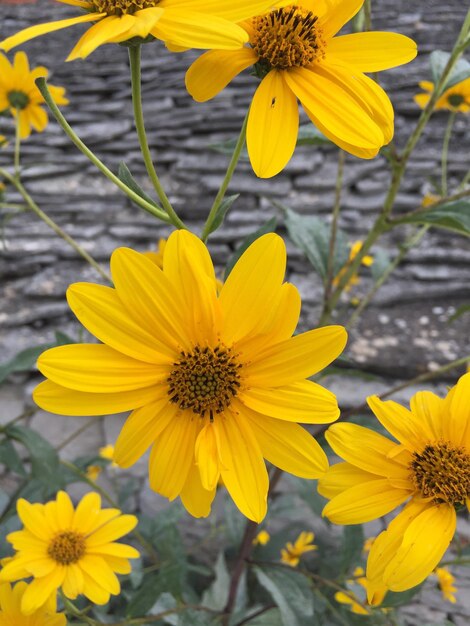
[415,78,470,112]
[319,372,470,601]
[85,464,102,481]
[434,567,457,603]
[253,529,271,545]
[333,240,374,292]
[421,192,441,208]
[34,230,346,523]
[280,531,316,567]
[0,0,281,61]
[0,51,68,139]
[335,567,387,615]
[363,536,375,553]
[0,582,66,626]
[186,1,417,177]
[0,491,139,614]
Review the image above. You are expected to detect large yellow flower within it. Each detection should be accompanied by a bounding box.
[33,230,347,522]
[0,491,139,614]
[186,0,417,178]
[415,78,470,113]
[318,372,470,600]
[0,52,68,139]
[0,0,282,61]
[0,582,66,626]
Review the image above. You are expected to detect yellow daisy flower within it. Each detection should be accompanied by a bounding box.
[99,443,119,468]
[332,240,374,292]
[33,230,347,523]
[318,372,470,601]
[0,0,283,61]
[0,52,68,139]
[0,582,66,626]
[280,530,317,567]
[434,567,458,603]
[186,0,417,178]
[414,78,470,113]
[0,491,139,614]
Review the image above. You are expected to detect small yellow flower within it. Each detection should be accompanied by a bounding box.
[99,443,118,468]
[0,51,68,139]
[421,192,441,208]
[333,240,374,292]
[363,536,375,553]
[0,582,66,626]
[253,529,271,545]
[280,531,316,567]
[335,567,387,615]
[186,2,417,177]
[319,372,470,601]
[415,78,470,113]
[434,567,457,603]
[85,464,102,481]
[0,491,139,614]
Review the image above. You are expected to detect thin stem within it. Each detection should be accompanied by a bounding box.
[234,604,277,626]
[61,593,98,626]
[364,0,372,31]
[128,46,185,230]
[201,111,248,242]
[346,225,429,327]
[14,113,21,178]
[0,408,35,433]
[0,167,111,283]
[441,111,456,196]
[106,605,218,625]
[458,166,470,190]
[0,203,28,211]
[35,77,170,223]
[56,415,104,451]
[389,187,470,224]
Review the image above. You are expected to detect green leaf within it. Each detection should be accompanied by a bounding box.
[340,525,364,574]
[430,51,470,91]
[253,566,314,626]
[206,194,239,236]
[0,344,51,384]
[370,248,392,281]
[118,162,161,208]
[381,583,424,608]
[400,200,470,236]
[208,138,249,161]
[201,551,230,611]
[126,574,165,618]
[296,124,332,147]
[0,439,26,477]
[242,608,283,625]
[5,425,63,490]
[448,303,470,322]
[224,218,277,280]
[54,331,76,345]
[0,488,10,516]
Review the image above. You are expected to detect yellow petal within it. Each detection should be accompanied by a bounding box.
[195,423,220,490]
[318,462,378,498]
[449,372,470,447]
[367,395,423,451]
[16,500,49,540]
[72,492,103,535]
[409,390,445,440]
[87,514,137,546]
[62,563,84,599]
[0,13,105,52]
[327,32,417,72]
[315,0,363,39]
[21,568,66,614]
[87,542,139,559]
[186,47,257,102]
[247,70,299,178]
[107,8,163,42]
[81,570,110,605]
[67,15,136,60]
[56,491,74,528]
[240,379,339,424]
[160,0,279,22]
[180,460,216,518]
[79,555,120,595]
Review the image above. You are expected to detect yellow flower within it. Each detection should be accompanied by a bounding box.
[253,529,271,545]
[0,491,139,614]
[332,240,374,292]
[280,531,316,566]
[0,52,68,139]
[0,0,282,61]
[434,567,457,603]
[0,582,66,626]
[186,1,417,177]
[318,372,470,601]
[85,464,102,480]
[363,536,375,553]
[144,237,167,268]
[99,443,119,468]
[421,192,441,208]
[415,78,470,113]
[335,567,387,615]
[33,230,347,523]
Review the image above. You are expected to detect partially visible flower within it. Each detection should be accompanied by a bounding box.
[318,372,470,601]
[85,464,102,481]
[0,51,68,139]
[335,567,387,615]
[34,231,347,523]
[363,536,375,553]
[253,529,271,545]
[421,192,441,208]
[99,443,118,467]
[0,491,139,614]
[0,582,66,626]
[414,78,470,113]
[333,240,374,292]
[434,567,457,603]
[0,0,281,61]
[280,531,316,567]
[186,1,417,177]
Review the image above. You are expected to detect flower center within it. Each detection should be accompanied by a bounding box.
[447,93,465,108]
[167,345,241,418]
[410,441,470,506]
[47,531,86,565]
[7,90,29,110]
[251,6,325,71]
[89,0,159,15]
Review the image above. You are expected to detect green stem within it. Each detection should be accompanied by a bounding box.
[441,111,456,196]
[106,605,218,625]
[389,187,470,224]
[364,0,372,31]
[35,77,170,223]
[14,113,21,178]
[128,46,185,230]
[61,593,99,626]
[56,415,104,451]
[0,167,111,283]
[201,111,248,242]
[458,166,470,190]
[0,203,28,211]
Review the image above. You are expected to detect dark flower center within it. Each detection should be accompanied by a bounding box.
[47,531,86,565]
[447,93,465,108]
[89,0,159,15]
[7,90,29,110]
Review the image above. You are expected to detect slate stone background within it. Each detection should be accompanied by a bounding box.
[0,1,469,622]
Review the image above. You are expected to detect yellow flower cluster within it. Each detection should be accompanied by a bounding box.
[280,531,316,567]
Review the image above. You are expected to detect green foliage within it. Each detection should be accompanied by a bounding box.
[296,124,332,146]
[118,161,161,207]
[449,302,470,322]
[339,526,365,575]
[206,194,239,236]
[201,551,230,610]
[370,247,392,281]
[430,50,470,91]
[224,218,277,279]
[400,199,470,236]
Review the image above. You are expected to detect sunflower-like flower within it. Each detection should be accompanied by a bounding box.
[415,78,470,113]
[0,52,68,139]
[318,372,470,600]
[0,491,139,614]
[33,230,347,522]
[280,531,317,567]
[186,0,417,177]
[0,582,66,626]
[0,0,282,61]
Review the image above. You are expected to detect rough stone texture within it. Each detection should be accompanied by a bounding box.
[0,1,469,623]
